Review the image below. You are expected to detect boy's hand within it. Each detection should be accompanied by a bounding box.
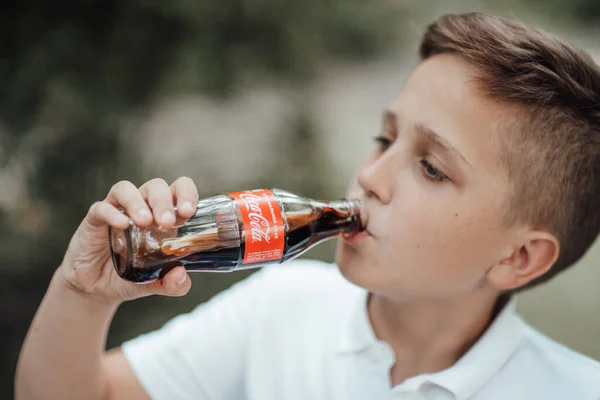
[58,177,200,305]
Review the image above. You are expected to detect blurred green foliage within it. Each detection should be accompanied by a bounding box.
[2,1,599,398]
[0,0,403,397]
[527,0,600,23]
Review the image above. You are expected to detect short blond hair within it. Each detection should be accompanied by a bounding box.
[420,13,600,290]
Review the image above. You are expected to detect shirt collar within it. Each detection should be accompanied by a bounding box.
[336,290,524,399]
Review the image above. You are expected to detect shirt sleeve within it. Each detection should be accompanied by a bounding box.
[121,266,278,400]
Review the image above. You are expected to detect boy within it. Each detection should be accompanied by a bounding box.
[16,12,600,400]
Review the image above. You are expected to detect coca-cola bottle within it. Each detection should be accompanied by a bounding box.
[108,188,363,283]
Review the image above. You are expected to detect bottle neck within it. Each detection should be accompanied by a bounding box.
[313,199,364,239]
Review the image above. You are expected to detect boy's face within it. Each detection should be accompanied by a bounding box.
[336,54,521,299]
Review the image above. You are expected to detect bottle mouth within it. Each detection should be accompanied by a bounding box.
[348,199,365,233]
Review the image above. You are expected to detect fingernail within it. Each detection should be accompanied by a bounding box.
[178,274,187,285]
[162,210,174,224]
[181,201,194,213]
[138,208,151,219]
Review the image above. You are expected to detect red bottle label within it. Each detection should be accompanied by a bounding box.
[229,189,285,264]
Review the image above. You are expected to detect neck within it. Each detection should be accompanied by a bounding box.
[368,287,507,386]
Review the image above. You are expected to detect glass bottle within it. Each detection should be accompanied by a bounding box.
[109,188,363,282]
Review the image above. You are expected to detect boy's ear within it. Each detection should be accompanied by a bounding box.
[486,231,560,290]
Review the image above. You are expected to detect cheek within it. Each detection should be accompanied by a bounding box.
[383,197,505,280]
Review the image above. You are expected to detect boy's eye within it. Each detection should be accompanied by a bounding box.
[372,137,450,183]
[374,136,392,151]
[420,159,449,182]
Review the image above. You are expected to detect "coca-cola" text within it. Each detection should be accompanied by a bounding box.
[239,193,272,244]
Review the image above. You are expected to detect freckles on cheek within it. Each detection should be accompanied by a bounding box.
[450,211,498,253]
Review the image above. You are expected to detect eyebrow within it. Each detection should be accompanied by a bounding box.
[383,110,472,169]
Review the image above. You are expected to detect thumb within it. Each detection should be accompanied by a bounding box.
[146,266,192,297]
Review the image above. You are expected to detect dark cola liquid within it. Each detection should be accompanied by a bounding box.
[111,198,360,283]
[281,205,359,262]
[112,244,245,283]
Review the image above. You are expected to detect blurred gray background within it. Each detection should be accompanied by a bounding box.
[1,0,599,398]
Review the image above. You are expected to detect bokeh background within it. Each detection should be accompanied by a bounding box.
[2,0,599,397]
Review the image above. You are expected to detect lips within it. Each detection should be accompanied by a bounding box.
[345,194,374,241]
[342,229,372,244]
[344,205,374,243]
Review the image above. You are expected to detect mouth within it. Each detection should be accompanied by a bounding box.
[342,228,373,244]
[342,196,373,243]
[343,208,373,242]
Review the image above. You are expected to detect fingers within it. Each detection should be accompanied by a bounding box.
[145,267,192,297]
[171,176,199,218]
[105,181,153,227]
[87,201,131,229]
[139,178,175,229]
[103,177,199,230]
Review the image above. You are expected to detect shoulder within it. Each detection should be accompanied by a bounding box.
[247,258,361,305]
[521,323,600,377]
[191,258,360,320]
[231,259,362,359]
[237,259,364,340]
[511,320,600,394]
[249,258,357,292]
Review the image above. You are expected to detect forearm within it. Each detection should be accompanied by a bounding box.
[15,267,119,400]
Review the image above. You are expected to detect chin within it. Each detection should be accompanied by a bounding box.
[335,240,377,290]
[335,241,414,297]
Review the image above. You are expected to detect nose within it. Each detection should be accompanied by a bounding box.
[356,150,395,205]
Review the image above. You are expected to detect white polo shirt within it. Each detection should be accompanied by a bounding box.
[122,259,600,399]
